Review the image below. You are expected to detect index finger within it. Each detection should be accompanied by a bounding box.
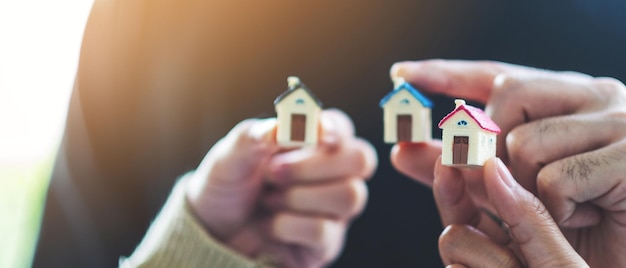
[390,60,529,103]
[266,110,377,184]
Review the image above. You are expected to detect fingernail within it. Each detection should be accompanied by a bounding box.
[250,118,277,142]
[390,62,407,79]
[495,157,515,188]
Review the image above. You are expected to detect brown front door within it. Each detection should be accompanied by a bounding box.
[291,114,306,142]
[397,115,412,142]
[453,136,469,164]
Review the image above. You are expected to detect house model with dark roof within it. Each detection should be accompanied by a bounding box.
[438,99,501,167]
[274,76,322,147]
[380,78,433,143]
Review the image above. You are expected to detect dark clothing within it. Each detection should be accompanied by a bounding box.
[34,1,626,267]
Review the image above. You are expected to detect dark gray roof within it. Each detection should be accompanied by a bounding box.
[274,78,323,107]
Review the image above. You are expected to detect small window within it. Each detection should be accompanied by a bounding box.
[296,98,305,105]
[400,98,410,105]
[457,120,468,126]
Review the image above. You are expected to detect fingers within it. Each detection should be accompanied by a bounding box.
[433,159,511,245]
[390,140,442,187]
[266,109,377,184]
[487,72,599,163]
[271,213,345,262]
[390,60,516,103]
[434,159,479,227]
[186,118,281,239]
[263,179,368,220]
[194,118,280,186]
[439,224,521,268]
[320,108,355,139]
[483,158,588,267]
[537,142,626,228]
[267,138,376,184]
[506,113,622,193]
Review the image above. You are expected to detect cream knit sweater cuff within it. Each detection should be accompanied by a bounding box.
[120,176,265,268]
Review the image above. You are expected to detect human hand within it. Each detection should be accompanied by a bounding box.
[185,109,377,268]
[435,158,587,268]
[390,59,626,266]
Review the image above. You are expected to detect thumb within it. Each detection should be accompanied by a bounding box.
[483,158,588,268]
[196,118,279,186]
[186,118,280,239]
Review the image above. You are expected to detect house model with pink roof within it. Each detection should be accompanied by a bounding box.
[438,99,501,167]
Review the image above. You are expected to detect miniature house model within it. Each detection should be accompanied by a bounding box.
[380,78,433,143]
[439,99,501,167]
[274,76,322,147]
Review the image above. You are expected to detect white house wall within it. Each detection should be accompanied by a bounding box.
[383,89,431,143]
[476,131,497,165]
[275,89,321,147]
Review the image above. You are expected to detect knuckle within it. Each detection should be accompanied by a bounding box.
[342,180,369,217]
[229,118,259,145]
[491,73,525,106]
[593,77,626,92]
[593,77,626,103]
[505,127,532,162]
[606,108,626,123]
[354,138,378,178]
[536,166,558,197]
[492,73,519,93]
[309,219,336,246]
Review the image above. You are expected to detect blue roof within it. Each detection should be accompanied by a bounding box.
[379,82,433,108]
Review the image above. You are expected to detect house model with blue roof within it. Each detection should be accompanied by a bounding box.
[274,76,322,147]
[380,78,433,143]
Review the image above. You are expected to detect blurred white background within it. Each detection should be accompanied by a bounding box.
[0,0,93,163]
[0,1,93,267]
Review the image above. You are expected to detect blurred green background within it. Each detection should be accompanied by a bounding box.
[0,157,53,268]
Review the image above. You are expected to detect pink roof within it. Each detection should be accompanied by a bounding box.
[438,104,501,133]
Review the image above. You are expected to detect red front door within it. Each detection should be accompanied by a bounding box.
[291,114,306,142]
[397,115,412,142]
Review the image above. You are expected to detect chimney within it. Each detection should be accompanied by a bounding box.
[455,99,466,108]
[287,76,301,89]
[393,77,406,89]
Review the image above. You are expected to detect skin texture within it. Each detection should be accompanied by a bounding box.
[390,59,626,267]
[436,158,588,267]
[185,109,377,268]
